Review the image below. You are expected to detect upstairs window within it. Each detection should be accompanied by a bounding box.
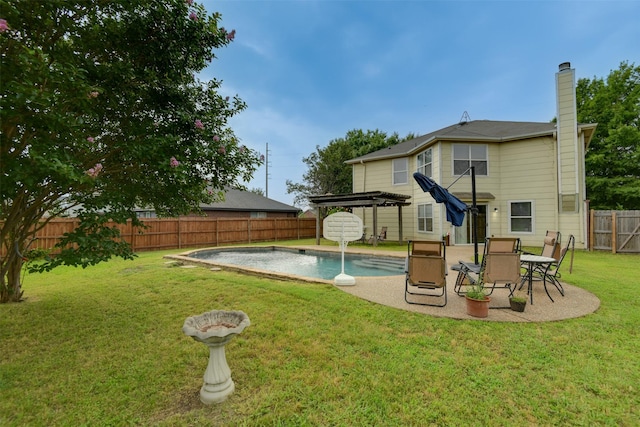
[453,144,488,176]
[417,148,432,177]
[393,158,408,185]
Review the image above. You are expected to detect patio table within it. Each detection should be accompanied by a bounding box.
[520,254,557,304]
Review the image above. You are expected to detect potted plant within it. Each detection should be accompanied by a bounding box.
[465,282,491,318]
[509,294,527,312]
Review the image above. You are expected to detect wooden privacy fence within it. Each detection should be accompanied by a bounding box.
[589,210,640,253]
[2,217,317,256]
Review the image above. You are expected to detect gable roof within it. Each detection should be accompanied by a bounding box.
[200,187,299,213]
[346,120,573,164]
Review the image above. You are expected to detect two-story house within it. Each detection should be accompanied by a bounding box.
[346,62,596,248]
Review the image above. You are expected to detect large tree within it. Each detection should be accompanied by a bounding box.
[286,129,414,207]
[0,0,262,302]
[578,61,640,209]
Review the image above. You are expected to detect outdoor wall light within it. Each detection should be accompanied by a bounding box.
[494,207,499,212]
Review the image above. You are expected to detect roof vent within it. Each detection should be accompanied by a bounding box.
[558,62,571,72]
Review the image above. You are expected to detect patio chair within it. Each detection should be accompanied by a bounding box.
[453,237,521,296]
[532,234,575,301]
[404,240,447,307]
[368,226,387,244]
[523,230,561,258]
[520,230,562,285]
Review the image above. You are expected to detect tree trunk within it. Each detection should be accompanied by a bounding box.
[1,253,24,303]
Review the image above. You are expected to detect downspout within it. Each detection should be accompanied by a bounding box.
[579,131,589,249]
[438,144,446,243]
[552,130,560,232]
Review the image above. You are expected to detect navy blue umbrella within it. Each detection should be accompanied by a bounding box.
[413,172,468,227]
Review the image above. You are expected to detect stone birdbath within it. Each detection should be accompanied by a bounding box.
[182,310,250,404]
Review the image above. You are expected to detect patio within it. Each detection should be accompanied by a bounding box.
[307,244,601,322]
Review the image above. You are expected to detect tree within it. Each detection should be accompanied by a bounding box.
[286,129,415,207]
[0,1,263,302]
[577,61,640,209]
[248,187,265,196]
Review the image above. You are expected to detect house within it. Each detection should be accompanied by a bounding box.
[136,187,300,219]
[346,62,596,249]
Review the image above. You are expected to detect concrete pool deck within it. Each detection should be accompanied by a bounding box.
[168,244,600,323]
[289,244,600,322]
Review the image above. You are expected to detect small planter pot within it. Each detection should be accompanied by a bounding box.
[465,295,491,318]
[509,298,527,312]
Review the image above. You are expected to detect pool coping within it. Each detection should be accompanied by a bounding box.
[166,245,407,285]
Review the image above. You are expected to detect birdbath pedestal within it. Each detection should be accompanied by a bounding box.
[182,310,250,404]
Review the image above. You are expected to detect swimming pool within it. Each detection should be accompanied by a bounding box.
[178,246,406,281]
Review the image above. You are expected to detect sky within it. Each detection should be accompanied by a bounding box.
[198,0,639,208]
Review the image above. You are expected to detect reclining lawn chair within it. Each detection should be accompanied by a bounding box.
[453,237,521,296]
[404,240,447,307]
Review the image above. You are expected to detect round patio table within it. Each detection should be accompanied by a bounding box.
[520,254,557,304]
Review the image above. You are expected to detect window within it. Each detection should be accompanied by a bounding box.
[417,204,433,232]
[250,211,267,218]
[509,201,533,233]
[393,158,408,185]
[453,144,488,176]
[136,210,156,218]
[417,148,432,176]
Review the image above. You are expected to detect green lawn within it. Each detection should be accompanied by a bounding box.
[1,241,638,426]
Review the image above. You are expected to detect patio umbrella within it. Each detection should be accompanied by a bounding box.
[413,172,467,227]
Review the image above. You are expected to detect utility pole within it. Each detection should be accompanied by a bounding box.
[265,142,271,198]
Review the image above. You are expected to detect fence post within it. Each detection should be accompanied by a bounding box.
[177,218,181,249]
[130,219,135,252]
[589,209,594,251]
[611,211,617,254]
[248,219,251,243]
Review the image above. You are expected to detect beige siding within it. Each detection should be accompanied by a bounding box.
[353,159,416,241]
[352,134,586,248]
[495,138,559,245]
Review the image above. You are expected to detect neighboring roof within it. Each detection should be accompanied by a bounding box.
[346,120,596,164]
[200,187,299,213]
[308,191,411,208]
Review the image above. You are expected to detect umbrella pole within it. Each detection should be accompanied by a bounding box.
[471,166,479,265]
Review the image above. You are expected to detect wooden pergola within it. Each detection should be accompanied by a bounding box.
[308,192,411,246]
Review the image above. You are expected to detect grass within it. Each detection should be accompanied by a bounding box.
[1,240,638,426]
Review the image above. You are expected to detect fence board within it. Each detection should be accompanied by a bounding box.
[1,217,317,256]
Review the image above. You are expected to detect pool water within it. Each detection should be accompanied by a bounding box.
[187,247,406,280]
